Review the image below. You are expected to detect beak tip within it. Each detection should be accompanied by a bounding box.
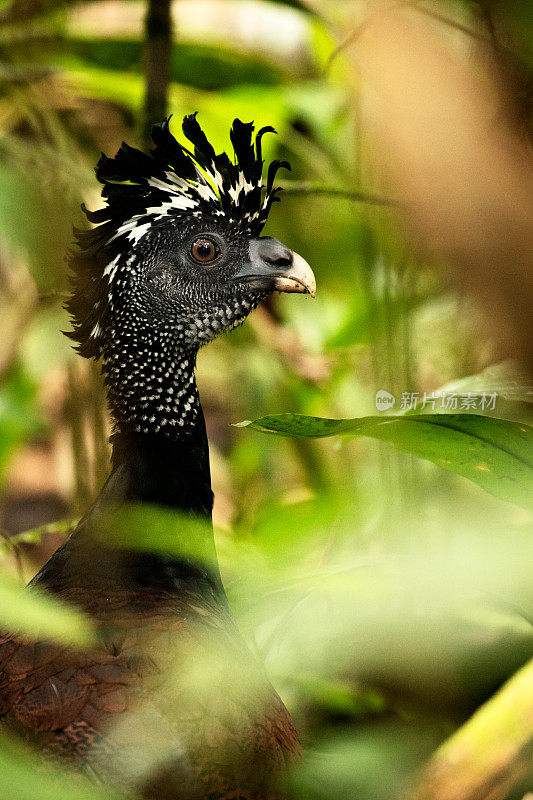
[274,250,316,299]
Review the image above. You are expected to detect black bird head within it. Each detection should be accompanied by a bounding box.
[66,114,315,437]
[67,114,315,358]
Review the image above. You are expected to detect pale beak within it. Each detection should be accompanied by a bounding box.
[234,237,316,298]
[272,251,316,298]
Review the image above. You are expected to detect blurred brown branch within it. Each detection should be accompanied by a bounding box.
[0,0,53,25]
[249,306,331,384]
[0,257,38,382]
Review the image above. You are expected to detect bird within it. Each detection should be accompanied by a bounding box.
[0,114,316,799]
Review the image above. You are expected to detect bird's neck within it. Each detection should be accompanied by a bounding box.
[104,344,213,517]
[110,418,213,516]
[81,344,223,595]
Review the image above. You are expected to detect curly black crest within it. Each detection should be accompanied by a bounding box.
[66,114,290,359]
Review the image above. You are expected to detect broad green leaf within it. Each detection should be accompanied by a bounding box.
[239,414,533,510]
[0,570,94,646]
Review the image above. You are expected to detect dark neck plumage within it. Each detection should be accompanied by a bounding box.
[104,337,214,517]
[59,342,223,597]
[110,413,213,516]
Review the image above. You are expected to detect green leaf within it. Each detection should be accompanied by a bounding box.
[295,673,387,717]
[0,570,94,647]
[239,414,533,510]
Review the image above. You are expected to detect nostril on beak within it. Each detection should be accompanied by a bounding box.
[258,238,293,268]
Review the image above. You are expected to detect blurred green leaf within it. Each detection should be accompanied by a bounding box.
[0,518,76,552]
[0,140,88,290]
[290,721,448,800]
[95,503,218,568]
[295,673,387,717]
[62,38,292,90]
[239,414,533,509]
[0,570,94,646]
[0,730,122,800]
[0,367,43,484]
[431,362,533,406]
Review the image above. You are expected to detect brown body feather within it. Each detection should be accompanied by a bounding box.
[0,580,300,798]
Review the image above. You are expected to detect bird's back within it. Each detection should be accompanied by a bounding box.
[0,522,300,799]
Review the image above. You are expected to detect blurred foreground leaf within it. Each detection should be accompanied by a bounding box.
[239,414,533,510]
[291,719,445,800]
[96,503,218,567]
[0,730,122,800]
[0,570,94,646]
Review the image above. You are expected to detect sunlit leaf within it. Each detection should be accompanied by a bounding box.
[239,414,533,509]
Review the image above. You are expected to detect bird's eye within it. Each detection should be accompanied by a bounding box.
[191,238,217,264]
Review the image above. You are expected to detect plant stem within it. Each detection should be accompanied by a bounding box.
[141,0,173,149]
[409,657,533,800]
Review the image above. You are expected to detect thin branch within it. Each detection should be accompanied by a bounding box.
[324,1,484,77]
[409,2,484,41]
[323,17,373,76]
[280,181,400,207]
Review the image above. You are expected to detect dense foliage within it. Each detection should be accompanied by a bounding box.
[0,1,532,798]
